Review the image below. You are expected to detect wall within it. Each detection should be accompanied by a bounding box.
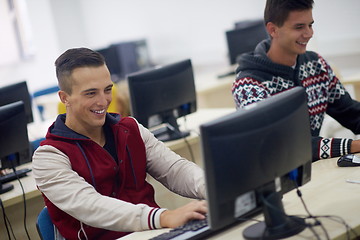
[0,0,60,92]
[0,0,359,94]
[312,0,360,57]
[77,0,360,65]
[77,0,265,66]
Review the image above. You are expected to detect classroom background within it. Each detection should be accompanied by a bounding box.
[0,0,359,93]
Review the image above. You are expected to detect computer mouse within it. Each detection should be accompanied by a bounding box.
[337,154,360,167]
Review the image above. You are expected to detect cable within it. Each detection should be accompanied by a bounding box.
[324,215,359,239]
[11,162,31,240]
[190,129,200,137]
[182,137,195,163]
[308,215,359,240]
[0,198,12,239]
[291,179,331,240]
[258,186,323,239]
[178,115,196,163]
[1,196,17,240]
[259,192,313,223]
[182,115,188,130]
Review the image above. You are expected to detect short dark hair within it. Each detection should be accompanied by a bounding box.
[264,0,314,27]
[55,47,106,94]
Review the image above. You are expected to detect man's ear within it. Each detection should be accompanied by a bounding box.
[266,22,278,39]
[58,90,70,106]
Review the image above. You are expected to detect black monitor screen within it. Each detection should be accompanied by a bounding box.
[97,39,153,82]
[0,81,33,123]
[0,101,31,193]
[127,59,197,142]
[97,47,121,78]
[0,101,30,169]
[226,19,269,65]
[200,87,312,239]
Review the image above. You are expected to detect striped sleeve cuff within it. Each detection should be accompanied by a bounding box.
[141,207,167,230]
[319,138,352,159]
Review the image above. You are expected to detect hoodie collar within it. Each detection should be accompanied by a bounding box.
[236,39,296,78]
[49,113,121,140]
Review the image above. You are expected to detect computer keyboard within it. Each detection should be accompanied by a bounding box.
[152,126,169,138]
[149,218,211,240]
[0,168,32,184]
[217,70,235,79]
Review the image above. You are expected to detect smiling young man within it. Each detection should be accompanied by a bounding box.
[32,48,207,240]
[232,0,360,161]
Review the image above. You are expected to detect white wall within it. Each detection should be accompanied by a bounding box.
[312,0,360,56]
[0,0,21,66]
[0,0,359,94]
[0,0,60,92]
[78,0,360,64]
[77,0,266,66]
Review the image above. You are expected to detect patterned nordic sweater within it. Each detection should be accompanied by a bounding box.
[232,39,360,161]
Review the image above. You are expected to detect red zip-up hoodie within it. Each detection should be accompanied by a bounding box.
[39,113,159,239]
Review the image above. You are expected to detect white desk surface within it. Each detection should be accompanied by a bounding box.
[163,108,235,151]
[342,73,360,85]
[120,157,360,240]
[1,162,40,208]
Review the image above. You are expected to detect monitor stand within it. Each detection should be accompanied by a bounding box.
[243,191,306,240]
[150,112,190,142]
[217,70,235,79]
[152,123,190,142]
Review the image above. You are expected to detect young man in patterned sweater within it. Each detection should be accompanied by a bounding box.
[232,0,360,161]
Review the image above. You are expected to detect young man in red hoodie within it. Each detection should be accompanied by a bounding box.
[33,47,207,239]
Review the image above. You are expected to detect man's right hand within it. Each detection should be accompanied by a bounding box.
[160,200,207,228]
[351,139,360,153]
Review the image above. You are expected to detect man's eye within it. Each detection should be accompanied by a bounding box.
[85,92,96,96]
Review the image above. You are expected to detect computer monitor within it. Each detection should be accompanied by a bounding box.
[200,86,312,239]
[97,39,153,82]
[0,81,34,123]
[127,59,197,142]
[226,19,269,65]
[0,101,31,194]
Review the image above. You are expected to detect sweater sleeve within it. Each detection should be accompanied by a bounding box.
[135,119,206,200]
[319,55,360,134]
[326,91,360,134]
[232,77,272,109]
[312,136,352,161]
[32,145,166,232]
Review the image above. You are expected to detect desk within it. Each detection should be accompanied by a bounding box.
[148,108,235,210]
[121,157,360,240]
[196,73,235,109]
[0,162,44,239]
[342,73,360,100]
[1,108,234,239]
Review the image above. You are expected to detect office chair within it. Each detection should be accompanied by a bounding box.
[36,207,55,240]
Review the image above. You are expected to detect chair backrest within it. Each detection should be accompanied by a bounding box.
[36,207,55,240]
